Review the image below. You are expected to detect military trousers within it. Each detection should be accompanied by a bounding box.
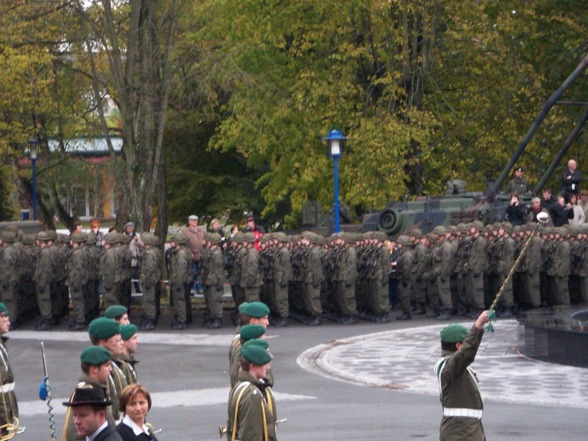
[35,284,52,320]
[397,279,412,314]
[551,276,570,306]
[411,276,427,308]
[171,283,189,323]
[244,287,260,303]
[142,284,158,320]
[580,276,588,304]
[102,283,121,309]
[497,272,514,308]
[232,285,244,309]
[204,284,224,319]
[69,287,85,323]
[437,275,452,310]
[84,279,100,322]
[335,281,357,316]
[524,272,541,308]
[303,282,322,316]
[0,283,18,322]
[273,281,289,318]
[467,272,485,310]
[377,278,390,315]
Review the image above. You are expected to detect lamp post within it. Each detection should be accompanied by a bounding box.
[28,139,39,221]
[323,129,346,233]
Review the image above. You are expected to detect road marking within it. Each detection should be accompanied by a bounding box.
[20,388,315,416]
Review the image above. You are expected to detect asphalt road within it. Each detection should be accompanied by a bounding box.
[8,310,587,441]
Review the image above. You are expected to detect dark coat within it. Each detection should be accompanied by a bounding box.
[95,424,124,441]
[116,421,158,441]
[505,203,527,226]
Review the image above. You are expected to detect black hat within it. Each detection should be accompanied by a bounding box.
[515,167,523,172]
[63,386,112,407]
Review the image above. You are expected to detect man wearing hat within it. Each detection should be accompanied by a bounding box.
[508,166,529,195]
[88,318,128,421]
[63,386,122,441]
[201,233,225,329]
[100,233,122,309]
[229,324,266,387]
[118,324,139,384]
[244,215,265,251]
[138,233,162,330]
[395,235,414,320]
[226,344,276,441]
[182,214,205,294]
[33,231,59,330]
[0,303,18,437]
[63,346,116,441]
[168,233,194,329]
[434,311,489,441]
[104,305,130,325]
[239,234,262,303]
[66,232,89,330]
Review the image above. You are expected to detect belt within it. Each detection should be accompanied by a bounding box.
[443,407,482,419]
[0,383,15,393]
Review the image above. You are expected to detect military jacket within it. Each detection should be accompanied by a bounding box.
[468,235,486,276]
[33,246,54,288]
[496,237,515,275]
[337,246,357,286]
[549,240,570,278]
[240,248,262,289]
[66,246,87,291]
[433,240,453,278]
[273,247,291,288]
[202,247,224,288]
[139,247,162,287]
[0,338,17,432]
[395,247,413,282]
[168,246,193,287]
[304,246,324,287]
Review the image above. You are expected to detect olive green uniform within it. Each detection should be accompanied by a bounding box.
[202,246,225,320]
[140,245,162,321]
[240,248,262,303]
[0,338,18,437]
[435,326,486,441]
[272,246,291,319]
[169,245,193,324]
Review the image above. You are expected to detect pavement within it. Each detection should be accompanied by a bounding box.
[297,319,588,409]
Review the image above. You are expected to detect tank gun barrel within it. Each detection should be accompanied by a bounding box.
[491,51,588,195]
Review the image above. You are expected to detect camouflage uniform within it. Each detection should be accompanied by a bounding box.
[395,235,414,319]
[168,233,194,327]
[239,234,262,303]
[201,233,225,328]
[272,234,292,324]
[334,234,358,324]
[0,232,22,325]
[100,233,122,309]
[139,233,162,328]
[66,233,89,328]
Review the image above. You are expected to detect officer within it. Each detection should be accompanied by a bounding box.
[0,303,18,438]
[88,317,128,421]
[435,311,490,441]
[226,344,276,441]
[139,233,163,330]
[118,324,139,384]
[63,345,116,441]
[168,233,194,330]
[67,232,89,330]
[201,232,225,329]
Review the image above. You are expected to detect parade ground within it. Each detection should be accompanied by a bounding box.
[9,311,588,441]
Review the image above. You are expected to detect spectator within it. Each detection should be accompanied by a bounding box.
[527,197,553,225]
[207,218,226,249]
[562,159,581,197]
[579,190,588,220]
[90,218,104,246]
[551,193,573,227]
[508,167,530,195]
[568,193,586,226]
[505,194,527,225]
[243,216,265,251]
[116,384,159,441]
[540,188,558,218]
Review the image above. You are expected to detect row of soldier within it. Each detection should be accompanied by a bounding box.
[394,221,588,322]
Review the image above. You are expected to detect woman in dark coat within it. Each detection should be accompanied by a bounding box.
[116,384,159,441]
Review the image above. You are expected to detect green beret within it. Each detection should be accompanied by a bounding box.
[88,317,120,340]
[120,324,138,341]
[241,344,272,365]
[104,305,128,320]
[80,346,112,366]
[240,324,266,342]
[440,324,468,343]
[238,301,270,318]
[242,338,269,351]
[0,303,7,315]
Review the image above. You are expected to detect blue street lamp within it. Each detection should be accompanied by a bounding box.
[28,139,39,221]
[323,129,347,233]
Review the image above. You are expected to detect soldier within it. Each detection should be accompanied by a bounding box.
[395,235,414,320]
[465,221,486,318]
[435,311,490,441]
[88,317,128,421]
[104,305,130,324]
[227,233,245,313]
[84,232,101,323]
[101,233,122,309]
[67,232,89,330]
[548,227,571,307]
[288,235,307,319]
[525,223,544,309]
[33,231,57,331]
[226,344,276,441]
[63,345,116,441]
[270,233,291,327]
[0,231,23,329]
[168,233,194,330]
[410,229,427,315]
[229,324,266,387]
[495,223,515,317]
[139,233,162,330]
[239,233,262,303]
[423,233,440,317]
[118,233,134,310]
[118,324,139,384]
[298,232,324,325]
[201,232,225,329]
[333,233,358,325]
[0,303,18,438]
[258,235,275,319]
[432,226,454,320]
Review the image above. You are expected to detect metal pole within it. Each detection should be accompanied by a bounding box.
[32,156,38,221]
[333,155,340,233]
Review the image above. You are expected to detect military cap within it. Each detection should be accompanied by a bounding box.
[243,232,256,243]
[104,305,128,320]
[232,232,244,243]
[80,346,112,366]
[88,317,120,340]
[46,230,58,241]
[0,230,16,243]
[240,324,266,342]
[36,231,51,242]
[0,303,7,315]
[63,385,112,407]
[426,233,437,243]
[513,226,521,234]
[141,232,155,246]
[472,220,484,231]
[120,234,132,244]
[238,301,270,318]
[372,231,388,241]
[172,232,188,245]
[501,222,513,233]
[240,344,272,366]
[397,235,413,246]
[21,234,35,246]
[205,232,222,245]
[242,338,270,350]
[86,232,98,245]
[120,324,138,341]
[440,324,468,343]
[70,232,87,243]
[274,232,290,242]
[103,232,119,244]
[410,228,423,238]
[432,225,447,235]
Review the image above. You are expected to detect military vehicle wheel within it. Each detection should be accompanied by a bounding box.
[378,208,402,234]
